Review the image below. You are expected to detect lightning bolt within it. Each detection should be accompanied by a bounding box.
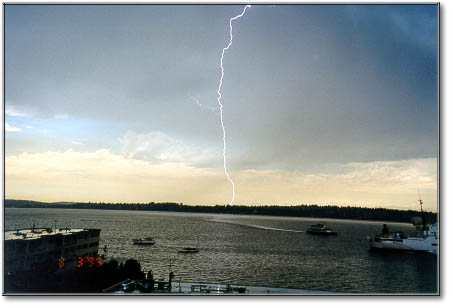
[190,96,218,111]
[217,5,251,205]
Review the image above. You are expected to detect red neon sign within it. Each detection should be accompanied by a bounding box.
[60,256,102,269]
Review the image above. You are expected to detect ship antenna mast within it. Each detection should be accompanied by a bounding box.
[418,189,427,229]
[418,189,424,212]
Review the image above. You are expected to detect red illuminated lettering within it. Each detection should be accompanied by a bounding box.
[96,256,103,267]
[57,256,102,269]
[77,256,84,268]
[58,257,65,268]
[86,256,95,267]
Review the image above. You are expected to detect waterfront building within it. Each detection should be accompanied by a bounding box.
[4,227,101,274]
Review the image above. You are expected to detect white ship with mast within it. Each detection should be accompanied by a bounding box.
[367,196,438,254]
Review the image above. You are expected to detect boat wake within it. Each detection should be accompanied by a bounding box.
[244,224,305,233]
[211,219,304,233]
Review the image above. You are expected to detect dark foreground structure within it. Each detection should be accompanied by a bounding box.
[3,227,145,293]
[5,228,101,273]
[4,257,146,294]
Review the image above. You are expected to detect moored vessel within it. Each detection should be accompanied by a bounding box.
[367,197,438,254]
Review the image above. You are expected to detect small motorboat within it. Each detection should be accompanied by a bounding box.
[306,223,337,235]
[178,247,199,253]
[133,237,155,245]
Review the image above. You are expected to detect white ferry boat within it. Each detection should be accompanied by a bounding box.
[367,198,438,254]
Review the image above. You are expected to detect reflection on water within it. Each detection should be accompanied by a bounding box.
[4,208,438,293]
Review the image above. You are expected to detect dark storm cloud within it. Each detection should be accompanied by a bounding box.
[5,4,438,171]
[219,5,438,170]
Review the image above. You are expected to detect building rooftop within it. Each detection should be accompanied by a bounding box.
[5,228,93,241]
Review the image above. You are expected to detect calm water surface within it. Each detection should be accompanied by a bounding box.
[4,208,438,294]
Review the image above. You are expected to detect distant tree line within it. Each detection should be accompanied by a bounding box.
[4,199,437,224]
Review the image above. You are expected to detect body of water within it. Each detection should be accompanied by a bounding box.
[4,208,438,294]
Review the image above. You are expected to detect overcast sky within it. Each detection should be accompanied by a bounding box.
[4,4,438,211]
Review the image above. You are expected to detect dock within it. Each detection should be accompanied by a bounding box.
[103,279,335,295]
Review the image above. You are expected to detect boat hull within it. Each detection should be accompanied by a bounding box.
[133,238,155,245]
[178,248,199,253]
[133,241,155,245]
[367,236,437,254]
[306,230,337,235]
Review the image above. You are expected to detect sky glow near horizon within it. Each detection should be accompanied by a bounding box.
[4,4,438,211]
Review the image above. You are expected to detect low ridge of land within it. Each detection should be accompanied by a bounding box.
[4,199,437,224]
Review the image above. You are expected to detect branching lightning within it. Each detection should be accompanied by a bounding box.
[217,5,251,205]
[190,96,218,111]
